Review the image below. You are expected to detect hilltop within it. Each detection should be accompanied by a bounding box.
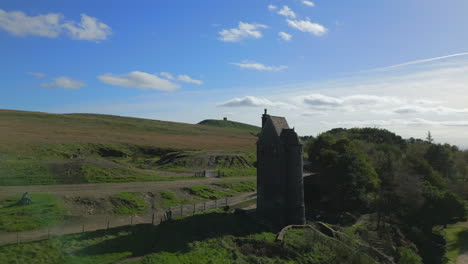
[198,119,260,135]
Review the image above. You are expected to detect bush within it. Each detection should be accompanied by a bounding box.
[398,247,422,264]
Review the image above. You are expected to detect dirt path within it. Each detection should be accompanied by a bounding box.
[457,253,468,264]
[0,177,255,199]
[0,191,256,245]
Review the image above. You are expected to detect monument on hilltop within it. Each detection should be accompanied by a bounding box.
[256,109,306,227]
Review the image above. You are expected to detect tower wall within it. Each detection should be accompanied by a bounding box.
[285,139,306,225]
[256,113,305,228]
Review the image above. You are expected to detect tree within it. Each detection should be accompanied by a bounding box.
[424,144,456,178]
[307,134,380,213]
[426,131,434,143]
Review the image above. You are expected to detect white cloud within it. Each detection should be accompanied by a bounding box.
[278,32,292,41]
[333,118,468,128]
[63,14,111,41]
[218,96,294,109]
[0,9,111,41]
[230,61,287,71]
[159,72,174,80]
[278,6,296,18]
[218,22,268,42]
[287,18,327,36]
[393,105,468,115]
[177,74,203,85]
[301,94,343,107]
[0,9,63,37]
[302,110,327,116]
[41,77,85,89]
[28,72,46,78]
[268,5,277,11]
[98,71,180,91]
[302,1,315,7]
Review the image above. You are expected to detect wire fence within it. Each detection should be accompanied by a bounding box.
[1,196,236,246]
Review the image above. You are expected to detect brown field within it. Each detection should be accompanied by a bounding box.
[0,109,257,151]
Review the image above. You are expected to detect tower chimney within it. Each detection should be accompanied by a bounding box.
[262,109,268,128]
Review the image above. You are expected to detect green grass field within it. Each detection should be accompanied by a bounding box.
[443,221,468,263]
[0,110,258,186]
[213,180,256,193]
[112,192,147,215]
[159,191,184,208]
[183,185,230,200]
[0,193,65,232]
[183,180,256,200]
[197,119,260,135]
[0,209,381,264]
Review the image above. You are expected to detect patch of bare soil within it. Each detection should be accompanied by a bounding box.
[458,253,468,264]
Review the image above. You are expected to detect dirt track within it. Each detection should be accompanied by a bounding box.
[0,178,256,245]
[0,177,255,199]
[458,253,468,264]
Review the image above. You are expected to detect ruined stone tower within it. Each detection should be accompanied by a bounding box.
[256,109,306,227]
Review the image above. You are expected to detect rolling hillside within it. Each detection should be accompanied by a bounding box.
[198,119,260,135]
[0,110,258,185]
[0,110,257,151]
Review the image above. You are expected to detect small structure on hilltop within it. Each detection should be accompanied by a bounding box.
[256,109,306,227]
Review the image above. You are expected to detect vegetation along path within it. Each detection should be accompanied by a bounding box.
[0,189,256,245]
[0,177,255,199]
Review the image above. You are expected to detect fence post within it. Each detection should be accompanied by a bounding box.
[193,204,196,215]
[82,224,85,233]
[152,213,155,225]
[203,202,206,211]
[107,219,110,230]
[225,197,228,206]
[180,205,183,216]
[215,199,217,208]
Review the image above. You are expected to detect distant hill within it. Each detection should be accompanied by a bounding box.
[0,110,256,151]
[198,119,260,135]
[0,110,258,185]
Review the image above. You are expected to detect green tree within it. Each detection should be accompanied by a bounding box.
[424,144,456,178]
[426,131,434,143]
[307,134,380,213]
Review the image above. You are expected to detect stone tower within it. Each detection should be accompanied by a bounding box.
[256,109,306,227]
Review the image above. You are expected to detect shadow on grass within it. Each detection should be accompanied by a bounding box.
[72,211,268,258]
[455,230,468,253]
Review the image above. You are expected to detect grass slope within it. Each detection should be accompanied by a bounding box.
[198,119,260,135]
[0,110,258,186]
[0,110,256,152]
[0,193,65,232]
[443,221,468,263]
[0,210,380,264]
[112,192,147,215]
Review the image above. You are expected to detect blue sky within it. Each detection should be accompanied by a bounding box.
[2,0,468,147]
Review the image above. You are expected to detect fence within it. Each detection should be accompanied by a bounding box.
[193,170,226,178]
[0,195,237,246]
[165,196,229,220]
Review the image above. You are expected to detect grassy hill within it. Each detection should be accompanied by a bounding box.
[0,110,257,185]
[0,110,256,151]
[198,119,260,135]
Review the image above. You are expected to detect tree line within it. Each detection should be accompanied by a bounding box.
[303,128,467,264]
